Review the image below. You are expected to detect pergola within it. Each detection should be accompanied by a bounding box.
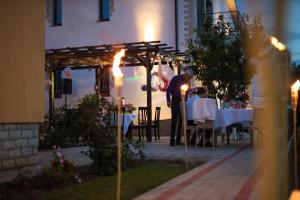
[45,41,184,141]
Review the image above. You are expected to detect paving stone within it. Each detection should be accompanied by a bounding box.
[33,130,39,137]
[2,160,15,169]
[0,131,9,139]
[3,124,16,130]
[3,140,15,149]
[15,139,27,148]
[15,158,27,167]
[22,130,33,138]
[9,130,21,138]
[0,150,9,159]
[16,124,30,130]
[28,138,39,147]
[22,148,32,156]
[9,149,21,158]
[27,124,39,130]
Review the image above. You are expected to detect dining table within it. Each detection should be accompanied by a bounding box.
[189,98,254,133]
[112,113,137,135]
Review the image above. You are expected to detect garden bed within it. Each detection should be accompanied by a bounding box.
[0,160,203,200]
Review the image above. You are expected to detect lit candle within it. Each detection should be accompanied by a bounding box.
[291,80,300,189]
[180,84,189,170]
[112,49,126,200]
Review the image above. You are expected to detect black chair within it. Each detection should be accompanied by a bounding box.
[130,107,148,140]
[152,107,161,140]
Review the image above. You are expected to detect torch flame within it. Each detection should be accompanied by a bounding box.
[291,80,300,110]
[290,191,300,200]
[181,84,189,94]
[292,80,300,92]
[270,36,286,51]
[112,49,126,77]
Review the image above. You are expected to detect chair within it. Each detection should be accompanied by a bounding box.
[196,120,219,149]
[152,107,161,140]
[186,121,198,146]
[241,108,265,147]
[130,107,148,140]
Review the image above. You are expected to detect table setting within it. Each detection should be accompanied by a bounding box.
[188,98,254,134]
[111,102,137,135]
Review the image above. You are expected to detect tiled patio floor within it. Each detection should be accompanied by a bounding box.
[135,143,261,200]
[1,136,261,200]
[37,136,262,200]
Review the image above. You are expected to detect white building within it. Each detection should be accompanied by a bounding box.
[45,0,236,119]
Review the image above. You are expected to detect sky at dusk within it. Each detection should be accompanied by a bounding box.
[236,0,300,63]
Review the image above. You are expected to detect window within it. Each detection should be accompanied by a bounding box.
[54,70,63,98]
[53,0,62,26]
[96,67,110,97]
[99,0,110,21]
[197,0,213,28]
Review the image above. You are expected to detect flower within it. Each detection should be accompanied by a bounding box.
[56,151,62,158]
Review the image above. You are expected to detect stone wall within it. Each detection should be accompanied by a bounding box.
[0,124,39,170]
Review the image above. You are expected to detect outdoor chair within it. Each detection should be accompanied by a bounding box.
[241,108,265,147]
[196,120,219,149]
[224,123,243,146]
[130,107,148,140]
[186,121,198,146]
[152,107,161,140]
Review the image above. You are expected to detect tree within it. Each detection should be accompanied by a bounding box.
[187,14,265,100]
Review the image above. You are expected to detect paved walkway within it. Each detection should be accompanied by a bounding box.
[135,141,261,200]
[37,137,262,200]
[1,136,261,199]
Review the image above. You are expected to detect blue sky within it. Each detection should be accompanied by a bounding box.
[236,0,300,63]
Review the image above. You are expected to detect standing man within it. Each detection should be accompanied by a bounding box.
[166,68,194,146]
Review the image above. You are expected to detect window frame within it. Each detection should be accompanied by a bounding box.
[53,0,62,26]
[98,0,110,22]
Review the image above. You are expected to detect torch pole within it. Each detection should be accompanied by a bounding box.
[112,49,126,200]
[292,103,298,189]
[115,81,122,200]
[291,80,300,189]
[181,85,189,170]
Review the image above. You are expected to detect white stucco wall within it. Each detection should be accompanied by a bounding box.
[45,0,177,119]
[45,0,234,119]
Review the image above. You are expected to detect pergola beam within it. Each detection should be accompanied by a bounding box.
[45,41,186,142]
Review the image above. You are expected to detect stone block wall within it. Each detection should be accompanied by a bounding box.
[0,124,39,170]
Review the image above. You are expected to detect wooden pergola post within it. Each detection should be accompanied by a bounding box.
[48,68,54,125]
[146,55,153,142]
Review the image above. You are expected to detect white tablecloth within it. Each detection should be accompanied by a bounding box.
[189,98,217,122]
[215,109,253,133]
[113,114,136,135]
[189,98,253,133]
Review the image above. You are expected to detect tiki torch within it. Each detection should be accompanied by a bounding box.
[112,49,126,200]
[181,84,189,170]
[291,80,300,189]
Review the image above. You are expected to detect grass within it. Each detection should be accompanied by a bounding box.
[43,160,187,200]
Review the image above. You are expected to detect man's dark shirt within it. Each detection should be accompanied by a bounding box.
[166,75,184,103]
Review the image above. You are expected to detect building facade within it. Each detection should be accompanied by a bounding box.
[45,0,235,119]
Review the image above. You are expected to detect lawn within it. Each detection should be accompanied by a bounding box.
[43,160,187,200]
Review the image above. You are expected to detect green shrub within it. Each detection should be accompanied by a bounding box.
[78,94,145,175]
